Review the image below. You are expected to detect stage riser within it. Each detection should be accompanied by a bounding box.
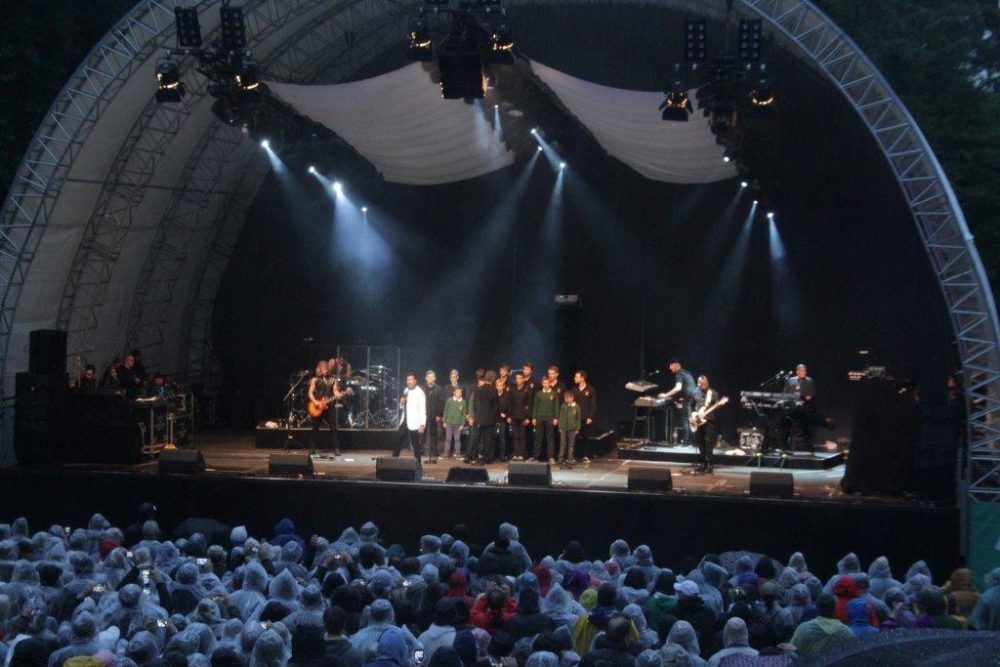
[0,468,960,584]
[617,447,844,470]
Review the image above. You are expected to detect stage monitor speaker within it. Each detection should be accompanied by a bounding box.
[508,462,551,487]
[158,449,205,474]
[627,465,673,493]
[29,329,67,374]
[268,453,314,477]
[749,471,794,498]
[376,457,421,482]
[446,467,489,485]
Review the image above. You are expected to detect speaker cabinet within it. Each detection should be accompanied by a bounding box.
[508,462,551,487]
[446,467,489,485]
[14,372,69,465]
[268,453,314,477]
[158,449,206,474]
[29,329,68,374]
[749,471,794,498]
[627,465,673,493]
[376,457,421,482]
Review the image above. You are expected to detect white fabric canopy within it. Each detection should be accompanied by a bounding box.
[528,60,737,184]
[268,64,514,185]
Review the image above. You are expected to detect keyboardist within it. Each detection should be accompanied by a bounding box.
[658,358,699,444]
[783,363,816,449]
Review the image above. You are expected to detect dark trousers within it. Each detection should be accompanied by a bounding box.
[310,409,339,454]
[479,424,497,462]
[495,422,509,459]
[425,420,440,460]
[511,420,529,458]
[465,425,483,461]
[695,419,717,468]
[784,410,814,451]
[676,401,693,444]
[533,421,556,459]
[577,421,593,458]
[393,424,424,468]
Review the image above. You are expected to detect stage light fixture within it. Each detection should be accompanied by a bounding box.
[531,128,537,134]
[260,139,270,149]
[767,211,775,220]
[740,180,748,188]
[739,19,763,62]
[723,156,731,163]
[333,181,343,193]
[219,3,247,52]
[361,206,368,213]
[536,146,542,152]
[235,61,260,91]
[559,162,566,169]
[174,7,203,48]
[155,60,185,103]
[685,19,707,62]
[308,166,316,174]
[407,18,433,61]
[659,80,692,122]
[752,199,759,205]
[488,23,514,64]
[749,78,775,107]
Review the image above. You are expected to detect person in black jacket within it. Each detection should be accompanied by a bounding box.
[507,374,533,461]
[467,371,499,464]
[424,371,444,464]
[572,371,597,463]
[322,605,363,667]
[496,378,511,462]
[505,587,555,640]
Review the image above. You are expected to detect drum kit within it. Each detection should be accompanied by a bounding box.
[283,364,399,429]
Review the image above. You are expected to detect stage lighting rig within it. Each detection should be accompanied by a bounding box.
[405,0,516,99]
[155,1,266,118]
[659,66,693,121]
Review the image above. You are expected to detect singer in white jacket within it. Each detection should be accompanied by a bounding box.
[392,373,427,472]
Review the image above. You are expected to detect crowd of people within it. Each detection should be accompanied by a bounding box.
[1,508,998,667]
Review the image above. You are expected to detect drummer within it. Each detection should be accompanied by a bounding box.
[328,356,353,380]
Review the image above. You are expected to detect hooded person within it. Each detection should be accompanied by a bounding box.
[217,619,244,650]
[845,598,878,637]
[361,627,411,667]
[504,588,554,641]
[560,572,589,604]
[481,525,532,575]
[525,651,560,667]
[330,528,362,558]
[704,618,756,667]
[643,571,677,637]
[357,524,386,562]
[470,587,517,638]
[822,553,861,595]
[417,537,451,573]
[914,587,963,630]
[248,628,291,667]
[47,611,102,667]
[788,584,814,626]
[541,585,585,630]
[99,584,165,639]
[229,562,268,621]
[554,544,588,579]
[663,621,704,667]
[253,570,300,622]
[1,560,45,612]
[450,631,478,667]
[786,552,812,583]
[902,573,932,602]
[789,592,854,657]
[417,599,458,662]
[608,541,634,574]
[351,600,421,662]
[621,605,657,650]
[942,568,980,618]
[268,520,305,553]
[426,646,463,667]
[831,576,877,629]
[238,621,266,664]
[447,543,470,574]
[905,560,932,583]
[968,567,1000,631]
[865,557,903,600]
[280,584,326,664]
[170,564,207,616]
[695,562,727,620]
[125,631,160,666]
[571,584,638,657]
[274,543,308,582]
[628,547,659,587]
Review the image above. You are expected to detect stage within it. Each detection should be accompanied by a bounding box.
[0,429,962,581]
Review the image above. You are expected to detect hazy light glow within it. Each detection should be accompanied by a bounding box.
[260,139,270,149]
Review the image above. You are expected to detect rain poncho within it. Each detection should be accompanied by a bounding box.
[705,618,757,667]
[229,562,268,621]
[248,628,291,667]
[541,584,584,630]
[664,621,703,666]
[969,567,1000,631]
[866,557,903,600]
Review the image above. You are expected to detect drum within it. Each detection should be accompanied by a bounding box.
[738,428,764,451]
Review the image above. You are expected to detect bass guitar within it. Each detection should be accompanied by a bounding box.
[689,396,729,432]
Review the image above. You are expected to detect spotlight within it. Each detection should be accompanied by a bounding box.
[536,146,542,152]
[752,199,758,205]
[531,128,537,134]
[260,139,270,149]
[488,23,514,65]
[333,181,343,193]
[174,7,203,49]
[559,162,566,169]
[740,180,748,188]
[407,18,433,61]
[767,211,775,220]
[361,206,368,213]
[235,61,260,92]
[660,80,692,121]
[155,60,185,103]
[308,166,316,174]
[749,78,775,107]
[723,156,731,163]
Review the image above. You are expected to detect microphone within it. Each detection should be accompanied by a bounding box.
[648,370,661,376]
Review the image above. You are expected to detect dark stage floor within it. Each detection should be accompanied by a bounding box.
[55,429,865,502]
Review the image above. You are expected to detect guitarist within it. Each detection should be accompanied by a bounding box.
[309,360,343,456]
[693,375,722,474]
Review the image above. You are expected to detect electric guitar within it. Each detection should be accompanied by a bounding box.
[307,384,354,419]
[689,396,729,432]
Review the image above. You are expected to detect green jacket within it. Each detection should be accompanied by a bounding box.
[559,402,582,431]
[443,397,468,426]
[533,389,559,421]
